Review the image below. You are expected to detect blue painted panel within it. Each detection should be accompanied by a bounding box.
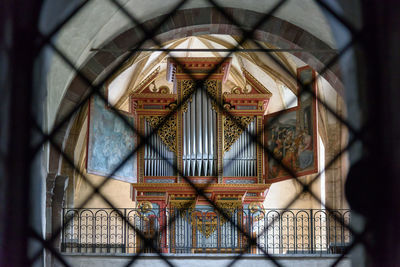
[87,95,137,183]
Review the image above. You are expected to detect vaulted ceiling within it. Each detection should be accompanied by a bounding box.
[107,34,338,117]
[43,0,338,130]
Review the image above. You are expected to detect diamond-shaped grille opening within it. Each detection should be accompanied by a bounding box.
[2,1,382,266]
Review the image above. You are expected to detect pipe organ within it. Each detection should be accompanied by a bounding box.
[182,87,217,176]
[84,57,322,254]
[131,58,272,183]
[131,57,274,253]
[144,119,176,176]
[223,119,257,177]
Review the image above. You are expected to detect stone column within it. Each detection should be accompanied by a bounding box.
[45,175,68,266]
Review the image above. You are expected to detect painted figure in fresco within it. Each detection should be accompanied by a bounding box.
[268,123,315,178]
[269,126,298,177]
[283,129,294,157]
[298,128,313,169]
[280,145,297,176]
[267,68,316,179]
[273,137,283,160]
[268,126,283,178]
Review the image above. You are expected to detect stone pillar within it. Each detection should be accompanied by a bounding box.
[45,173,56,266]
[45,175,68,266]
[52,176,69,250]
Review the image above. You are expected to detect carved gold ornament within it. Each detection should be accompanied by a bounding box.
[133,67,160,93]
[249,202,262,213]
[180,79,219,113]
[181,80,195,113]
[216,200,242,224]
[138,201,153,213]
[205,80,218,110]
[189,200,242,238]
[230,85,252,94]
[249,202,264,222]
[191,215,218,238]
[170,199,196,217]
[231,86,242,94]
[224,116,254,152]
[159,85,170,94]
[145,115,177,152]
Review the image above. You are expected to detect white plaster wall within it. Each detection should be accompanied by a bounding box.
[264,176,322,210]
[74,173,135,208]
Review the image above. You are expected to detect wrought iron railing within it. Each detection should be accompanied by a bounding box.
[62,208,351,255]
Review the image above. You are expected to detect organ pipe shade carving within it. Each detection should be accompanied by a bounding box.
[181,79,195,113]
[182,87,217,176]
[224,116,254,152]
[223,119,257,176]
[181,80,219,113]
[144,119,176,176]
[144,115,177,153]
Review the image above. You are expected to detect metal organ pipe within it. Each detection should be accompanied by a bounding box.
[144,120,176,176]
[183,87,217,176]
[144,88,255,177]
[223,119,256,177]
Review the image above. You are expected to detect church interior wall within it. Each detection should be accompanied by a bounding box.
[73,173,136,209]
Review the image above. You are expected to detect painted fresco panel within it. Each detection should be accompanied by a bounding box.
[265,66,318,182]
[87,95,137,182]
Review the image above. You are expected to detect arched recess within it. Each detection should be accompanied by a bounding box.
[49,7,345,204]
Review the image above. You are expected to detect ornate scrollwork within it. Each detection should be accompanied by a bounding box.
[249,202,262,213]
[170,199,196,218]
[189,200,242,238]
[230,85,252,94]
[159,86,170,94]
[205,80,218,110]
[216,200,242,224]
[180,79,219,113]
[249,202,265,222]
[223,103,232,110]
[224,116,254,152]
[138,201,153,213]
[136,201,153,221]
[134,66,160,92]
[192,215,218,238]
[145,115,177,152]
[231,86,243,94]
[180,80,195,113]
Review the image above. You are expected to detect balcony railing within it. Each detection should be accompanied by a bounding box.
[61,208,351,255]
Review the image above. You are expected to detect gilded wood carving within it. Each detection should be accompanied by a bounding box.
[180,79,219,113]
[144,115,177,153]
[223,116,254,152]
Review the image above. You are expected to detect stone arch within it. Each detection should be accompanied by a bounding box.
[50,7,343,180]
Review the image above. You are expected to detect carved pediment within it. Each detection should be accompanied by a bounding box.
[223,69,272,116]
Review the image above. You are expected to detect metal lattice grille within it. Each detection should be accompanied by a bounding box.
[5,0,371,266]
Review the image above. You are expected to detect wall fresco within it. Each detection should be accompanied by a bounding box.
[265,66,318,182]
[87,95,137,182]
